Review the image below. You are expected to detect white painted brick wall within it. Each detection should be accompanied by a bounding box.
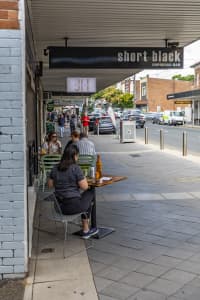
[0,29,26,279]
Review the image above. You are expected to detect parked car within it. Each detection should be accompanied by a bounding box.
[152,112,164,124]
[144,112,157,121]
[123,112,145,128]
[93,116,116,134]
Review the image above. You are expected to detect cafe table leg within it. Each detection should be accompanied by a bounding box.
[91,187,115,239]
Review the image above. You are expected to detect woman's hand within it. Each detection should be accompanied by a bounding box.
[78,178,88,191]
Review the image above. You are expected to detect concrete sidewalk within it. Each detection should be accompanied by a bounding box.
[24,133,200,300]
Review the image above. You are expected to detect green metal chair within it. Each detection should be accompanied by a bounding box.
[77,155,95,177]
[40,154,61,191]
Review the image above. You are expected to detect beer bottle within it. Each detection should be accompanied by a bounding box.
[96,154,102,180]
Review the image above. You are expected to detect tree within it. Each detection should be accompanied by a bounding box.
[172,74,194,81]
[92,86,134,109]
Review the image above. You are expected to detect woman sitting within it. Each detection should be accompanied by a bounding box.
[48,144,98,239]
[42,131,62,154]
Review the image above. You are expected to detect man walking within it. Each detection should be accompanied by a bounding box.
[58,113,65,138]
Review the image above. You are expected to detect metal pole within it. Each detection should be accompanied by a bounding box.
[145,127,148,144]
[97,123,99,136]
[182,131,187,156]
[160,129,164,150]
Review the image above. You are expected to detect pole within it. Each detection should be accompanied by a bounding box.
[182,131,187,156]
[145,127,148,144]
[160,129,164,150]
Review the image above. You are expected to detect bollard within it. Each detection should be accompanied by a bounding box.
[182,131,187,156]
[97,123,99,136]
[160,129,164,150]
[145,127,148,144]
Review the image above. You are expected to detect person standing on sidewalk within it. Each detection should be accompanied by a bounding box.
[64,130,80,151]
[70,114,76,134]
[58,113,65,138]
[81,112,89,136]
[48,144,98,239]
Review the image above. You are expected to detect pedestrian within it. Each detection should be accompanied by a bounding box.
[70,114,76,134]
[64,131,80,151]
[48,144,99,239]
[81,112,89,136]
[58,113,65,138]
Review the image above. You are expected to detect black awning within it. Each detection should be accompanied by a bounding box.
[167,89,200,100]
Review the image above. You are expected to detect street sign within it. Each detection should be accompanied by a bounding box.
[49,47,184,69]
[175,101,192,104]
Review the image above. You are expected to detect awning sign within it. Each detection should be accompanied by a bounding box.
[66,77,96,93]
[49,47,183,69]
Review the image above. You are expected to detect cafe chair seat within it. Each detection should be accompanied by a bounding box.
[44,193,89,258]
[39,154,61,191]
[77,155,95,177]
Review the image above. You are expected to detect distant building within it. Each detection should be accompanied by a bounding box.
[135,75,192,113]
[116,76,135,94]
[166,62,200,125]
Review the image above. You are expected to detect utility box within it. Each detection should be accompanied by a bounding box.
[120,120,136,143]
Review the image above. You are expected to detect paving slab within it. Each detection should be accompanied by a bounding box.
[120,271,155,288]
[145,278,184,296]
[127,289,167,300]
[93,276,114,293]
[161,269,196,284]
[96,265,131,281]
[100,282,139,300]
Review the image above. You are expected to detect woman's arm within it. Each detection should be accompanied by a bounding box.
[78,178,88,191]
[48,178,54,189]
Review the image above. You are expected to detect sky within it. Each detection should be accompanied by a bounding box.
[136,39,200,80]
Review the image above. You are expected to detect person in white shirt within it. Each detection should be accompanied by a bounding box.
[77,133,96,156]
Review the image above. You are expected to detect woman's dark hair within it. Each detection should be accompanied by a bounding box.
[58,144,79,171]
[48,131,57,142]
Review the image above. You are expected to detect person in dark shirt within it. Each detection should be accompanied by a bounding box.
[48,144,98,239]
[58,113,65,138]
[70,114,76,134]
[64,131,80,152]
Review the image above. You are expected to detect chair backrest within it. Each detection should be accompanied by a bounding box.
[77,155,95,177]
[40,154,61,173]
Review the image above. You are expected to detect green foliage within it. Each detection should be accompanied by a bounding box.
[172,74,194,81]
[92,86,134,109]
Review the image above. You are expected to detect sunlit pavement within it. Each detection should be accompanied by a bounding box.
[88,133,200,300]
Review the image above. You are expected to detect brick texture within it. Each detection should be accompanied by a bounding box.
[135,77,192,111]
[0,28,25,278]
[0,1,19,29]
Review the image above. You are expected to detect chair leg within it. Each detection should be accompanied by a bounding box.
[63,221,68,259]
[42,171,47,192]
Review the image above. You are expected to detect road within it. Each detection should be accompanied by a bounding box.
[135,121,200,156]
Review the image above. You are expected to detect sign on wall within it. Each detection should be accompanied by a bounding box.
[49,47,184,69]
[66,77,96,93]
[46,100,54,112]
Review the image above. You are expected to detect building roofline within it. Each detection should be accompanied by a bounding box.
[191,61,200,68]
